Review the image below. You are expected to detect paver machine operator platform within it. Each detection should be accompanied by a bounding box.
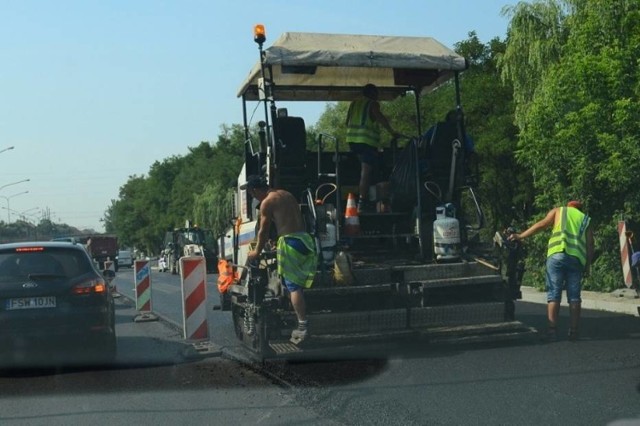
[218,25,535,361]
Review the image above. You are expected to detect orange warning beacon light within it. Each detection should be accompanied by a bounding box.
[254,24,266,45]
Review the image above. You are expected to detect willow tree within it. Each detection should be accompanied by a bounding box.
[498,0,570,130]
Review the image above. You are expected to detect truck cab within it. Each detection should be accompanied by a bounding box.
[163,224,218,275]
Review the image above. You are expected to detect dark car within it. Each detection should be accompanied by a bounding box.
[0,241,116,367]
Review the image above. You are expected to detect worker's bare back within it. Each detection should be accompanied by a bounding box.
[261,189,305,236]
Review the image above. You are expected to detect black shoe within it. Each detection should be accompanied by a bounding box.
[543,327,557,342]
[568,329,579,341]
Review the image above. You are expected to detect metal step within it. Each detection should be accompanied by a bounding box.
[264,321,538,358]
[400,262,500,280]
[425,321,539,344]
[412,274,502,289]
[269,341,303,355]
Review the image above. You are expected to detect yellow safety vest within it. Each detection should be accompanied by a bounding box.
[217,259,239,294]
[277,233,317,288]
[346,99,381,148]
[547,207,590,266]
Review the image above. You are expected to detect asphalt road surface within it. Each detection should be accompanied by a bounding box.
[0,267,638,425]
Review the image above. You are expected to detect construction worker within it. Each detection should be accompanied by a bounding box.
[346,83,402,213]
[509,200,594,341]
[243,175,316,345]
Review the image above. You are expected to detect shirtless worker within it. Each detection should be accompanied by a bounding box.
[243,175,317,345]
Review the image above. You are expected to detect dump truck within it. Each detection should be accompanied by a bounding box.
[219,27,534,360]
[163,221,218,274]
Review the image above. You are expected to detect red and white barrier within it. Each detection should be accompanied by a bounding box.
[618,221,633,288]
[104,259,118,294]
[180,256,209,341]
[134,259,153,312]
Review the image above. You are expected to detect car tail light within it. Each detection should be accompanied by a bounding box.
[15,247,45,252]
[71,278,107,295]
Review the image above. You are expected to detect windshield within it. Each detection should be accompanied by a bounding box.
[184,231,201,244]
[0,247,93,280]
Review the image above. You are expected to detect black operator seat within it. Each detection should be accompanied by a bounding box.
[274,116,307,170]
[274,115,309,198]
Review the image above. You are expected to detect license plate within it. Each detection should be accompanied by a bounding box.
[6,296,57,310]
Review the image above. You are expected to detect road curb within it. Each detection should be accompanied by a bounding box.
[520,286,640,317]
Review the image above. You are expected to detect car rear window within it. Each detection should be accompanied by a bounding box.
[0,247,94,279]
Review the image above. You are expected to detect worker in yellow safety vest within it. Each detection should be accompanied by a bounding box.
[346,83,402,213]
[509,200,594,341]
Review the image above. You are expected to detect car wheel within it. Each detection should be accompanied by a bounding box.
[101,332,117,364]
[220,291,231,311]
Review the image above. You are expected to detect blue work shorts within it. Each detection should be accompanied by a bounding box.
[282,277,303,293]
[545,252,584,303]
[349,143,380,166]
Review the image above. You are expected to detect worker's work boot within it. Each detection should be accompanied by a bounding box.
[290,328,309,346]
[544,326,557,342]
[568,328,579,342]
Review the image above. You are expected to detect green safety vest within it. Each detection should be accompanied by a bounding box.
[547,207,590,267]
[277,233,317,288]
[345,99,381,148]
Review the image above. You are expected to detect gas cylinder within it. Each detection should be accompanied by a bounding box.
[319,222,337,263]
[333,251,354,286]
[433,203,461,260]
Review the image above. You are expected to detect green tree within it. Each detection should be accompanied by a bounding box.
[103,124,246,254]
[193,124,245,236]
[500,0,640,291]
[498,0,570,129]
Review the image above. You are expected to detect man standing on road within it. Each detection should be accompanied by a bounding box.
[509,200,594,340]
[346,83,402,213]
[244,175,317,345]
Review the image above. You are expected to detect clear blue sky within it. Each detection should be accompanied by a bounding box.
[0,0,513,232]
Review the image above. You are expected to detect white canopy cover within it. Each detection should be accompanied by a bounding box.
[238,32,467,101]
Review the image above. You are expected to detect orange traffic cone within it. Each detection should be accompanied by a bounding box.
[344,193,361,236]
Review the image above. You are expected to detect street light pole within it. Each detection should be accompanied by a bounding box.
[19,207,40,216]
[1,191,28,222]
[1,206,40,223]
[0,178,30,192]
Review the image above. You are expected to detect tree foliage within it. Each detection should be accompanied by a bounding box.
[0,218,86,243]
[499,0,640,291]
[498,0,570,129]
[103,124,245,254]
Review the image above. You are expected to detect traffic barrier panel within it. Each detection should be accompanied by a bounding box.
[180,256,221,358]
[618,221,633,288]
[180,256,209,340]
[344,192,360,236]
[103,259,119,296]
[133,259,158,322]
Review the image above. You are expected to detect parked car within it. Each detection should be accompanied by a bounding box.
[117,249,133,268]
[0,241,116,367]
